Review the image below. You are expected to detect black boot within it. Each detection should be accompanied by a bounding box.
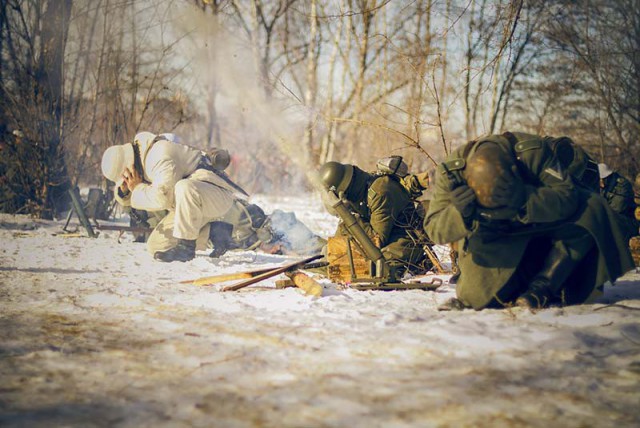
[449,269,461,285]
[208,221,235,258]
[516,277,553,309]
[516,245,575,309]
[154,239,196,262]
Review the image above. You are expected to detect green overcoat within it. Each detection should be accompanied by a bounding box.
[424,132,635,309]
[337,168,426,270]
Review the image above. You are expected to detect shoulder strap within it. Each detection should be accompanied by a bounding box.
[130,142,145,181]
[132,134,163,166]
[442,158,465,171]
[441,159,465,188]
[513,138,542,153]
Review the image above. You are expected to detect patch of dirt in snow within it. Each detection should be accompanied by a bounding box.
[1,203,640,427]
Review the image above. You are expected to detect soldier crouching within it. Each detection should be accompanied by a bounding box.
[319,160,431,276]
[424,131,635,310]
[102,132,326,262]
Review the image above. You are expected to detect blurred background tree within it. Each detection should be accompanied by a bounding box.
[1,0,638,218]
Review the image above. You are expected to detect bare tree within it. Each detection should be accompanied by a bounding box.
[0,0,72,218]
[0,0,199,217]
[66,0,191,184]
[4,0,632,208]
[541,0,640,176]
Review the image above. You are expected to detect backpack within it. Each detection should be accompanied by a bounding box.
[374,155,431,234]
[375,155,429,199]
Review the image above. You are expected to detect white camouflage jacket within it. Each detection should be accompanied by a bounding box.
[115,132,242,212]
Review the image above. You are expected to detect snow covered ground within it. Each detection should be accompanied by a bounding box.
[1,193,639,427]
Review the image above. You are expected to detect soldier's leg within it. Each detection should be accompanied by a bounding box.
[489,237,551,308]
[147,211,211,257]
[153,178,230,262]
[517,224,595,308]
[449,242,460,283]
[381,237,427,277]
[172,179,233,241]
[147,211,176,254]
[219,200,258,245]
[197,182,261,255]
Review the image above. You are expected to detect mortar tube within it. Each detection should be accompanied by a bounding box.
[325,189,389,279]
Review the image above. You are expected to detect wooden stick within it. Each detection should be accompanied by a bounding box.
[285,271,323,297]
[222,255,323,292]
[425,245,448,274]
[180,267,277,286]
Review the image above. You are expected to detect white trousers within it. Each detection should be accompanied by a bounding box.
[146,172,235,255]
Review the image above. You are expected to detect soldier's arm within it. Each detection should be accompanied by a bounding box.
[401,172,429,199]
[114,184,132,207]
[516,155,579,224]
[367,183,396,247]
[423,164,473,245]
[130,149,182,212]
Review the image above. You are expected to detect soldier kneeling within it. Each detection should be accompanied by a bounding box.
[424,132,635,310]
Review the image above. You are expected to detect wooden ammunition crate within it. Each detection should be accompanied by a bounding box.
[630,237,640,266]
[326,235,379,283]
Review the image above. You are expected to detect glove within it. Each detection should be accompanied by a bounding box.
[450,184,477,219]
[491,165,526,211]
[415,171,429,189]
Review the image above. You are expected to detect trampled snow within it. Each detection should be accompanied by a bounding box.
[1,193,639,427]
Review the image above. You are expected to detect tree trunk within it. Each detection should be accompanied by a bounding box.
[37,0,73,218]
[303,0,318,167]
[319,0,345,164]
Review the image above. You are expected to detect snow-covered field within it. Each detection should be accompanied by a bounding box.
[1,193,639,427]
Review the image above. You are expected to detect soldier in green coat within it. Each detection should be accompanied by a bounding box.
[424,131,635,310]
[319,161,429,274]
[548,137,600,192]
[598,163,639,240]
[546,141,638,240]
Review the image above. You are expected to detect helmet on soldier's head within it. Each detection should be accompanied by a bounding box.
[319,161,354,193]
[101,144,134,184]
[464,142,515,209]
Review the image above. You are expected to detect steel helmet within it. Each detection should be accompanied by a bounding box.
[101,144,134,184]
[319,161,354,193]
